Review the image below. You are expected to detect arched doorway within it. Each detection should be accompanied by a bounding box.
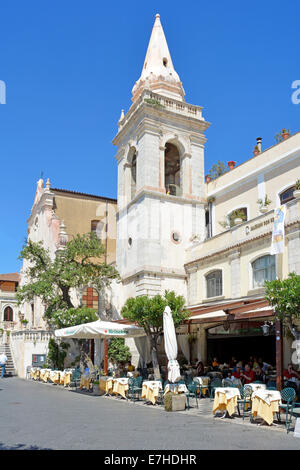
[4,306,13,322]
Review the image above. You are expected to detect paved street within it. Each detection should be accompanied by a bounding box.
[0,377,300,450]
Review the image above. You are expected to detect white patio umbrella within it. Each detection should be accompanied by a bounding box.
[54,319,146,339]
[163,306,181,383]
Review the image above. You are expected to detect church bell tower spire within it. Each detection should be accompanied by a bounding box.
[132,14,185,103]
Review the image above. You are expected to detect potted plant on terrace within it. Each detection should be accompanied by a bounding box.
[21,319,29,328]
[294,180,300,198]
[253,145,260,156]
[281,129,290,140]
[257,195,272,214]
[231,209,246,226]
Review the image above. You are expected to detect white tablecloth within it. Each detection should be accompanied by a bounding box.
[252,389,281,405]
[214,387,241,400]
[246,383,266,393]
[143,380,162,391]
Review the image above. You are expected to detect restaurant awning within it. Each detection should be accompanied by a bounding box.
[54,319,146,339]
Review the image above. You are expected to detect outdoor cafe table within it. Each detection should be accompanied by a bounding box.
[213,387,241,417]
[80,374,92,391]
[164,383,188,395]
[112,378,129,399]
[141,380,162,404]
[40,369,51,383]
[30,367,41,380]
[99,377,114,394]
[194,377,210,395]
[246,383,266,393]
[49,370,61,384]
[251,389,282,425]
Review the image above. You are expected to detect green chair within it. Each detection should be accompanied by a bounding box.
[237,385,252,420]
[70,369,81,389]
[127,377,139,401]
[209,378,223,401]
[185,381,199,410]
[278,387,296,432]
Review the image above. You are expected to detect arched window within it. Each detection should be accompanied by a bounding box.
[206,270,222,298]
[165,143,181,196]
[279,185,296,205]
[82,287,99,310]
[252,255,276,288]
[4,306,13,322]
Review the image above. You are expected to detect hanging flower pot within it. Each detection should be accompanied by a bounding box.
[253,145,260,156]
[205,175,211,183]
[228,161,236,170]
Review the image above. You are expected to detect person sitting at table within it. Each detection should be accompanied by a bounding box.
[284,363,300,381]
[229,356,237,368]
[254,365,264,382]
[212,357,220,370]
[196,360,205,376]
[127,360,135,372]
[232,365,242,380]
[240,364,256,384]
[232,361,244,373]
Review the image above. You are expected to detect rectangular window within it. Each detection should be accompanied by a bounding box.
[206,271,222,298]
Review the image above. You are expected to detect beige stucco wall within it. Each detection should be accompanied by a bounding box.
[53,191,117,265]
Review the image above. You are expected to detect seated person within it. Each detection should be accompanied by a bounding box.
[284,363,300,381]
[254,365,264,382]
[229,356,237,368]
[127,360,135,372]
[212,357,220,370]
[196,360,205,376]
[232,365,242,380]
[240,364,256,384]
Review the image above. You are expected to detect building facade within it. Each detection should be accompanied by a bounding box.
[10,14,300,376]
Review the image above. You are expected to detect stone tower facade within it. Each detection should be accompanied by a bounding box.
[113,14,210,304]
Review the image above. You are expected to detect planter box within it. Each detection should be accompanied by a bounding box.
[294,190,300,199]
[92,384,105,396]
[259,206,268,214]
[164,393,186,412]
[234,218,243,225]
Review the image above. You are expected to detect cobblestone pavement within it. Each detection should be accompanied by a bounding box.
[0,377,300,450]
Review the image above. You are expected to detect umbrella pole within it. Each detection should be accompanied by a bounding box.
[104,339,108,375]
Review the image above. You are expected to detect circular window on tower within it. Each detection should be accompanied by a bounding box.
[163,57,168,67]
[171,231,181,244]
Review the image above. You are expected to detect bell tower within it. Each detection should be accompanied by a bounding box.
[113,14,210,301]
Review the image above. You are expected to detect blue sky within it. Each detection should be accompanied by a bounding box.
[0,0,299,273]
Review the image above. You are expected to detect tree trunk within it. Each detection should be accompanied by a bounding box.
[79,340,95,374]
[150,335,161,379]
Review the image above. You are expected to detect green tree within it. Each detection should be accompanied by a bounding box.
[17,232,120,328]
[17,232,120,370]
[108,338,131,364]
[265,273,300,339]
[207,160,228,179]
[121,290,189,378]
[47,338,70,370]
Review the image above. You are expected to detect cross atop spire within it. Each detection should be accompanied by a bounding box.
[132,14,185,103]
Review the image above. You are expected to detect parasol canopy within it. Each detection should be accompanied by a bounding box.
[163,306,181,383]
[54,319,146,339]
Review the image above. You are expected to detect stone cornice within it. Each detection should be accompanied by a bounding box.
[121,266,187,283]
[116,188,205,216]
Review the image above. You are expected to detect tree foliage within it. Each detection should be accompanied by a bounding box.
[108,338,131,364]
[207,160,228,179]
[47,338,70,370]
[265,273,300,338]
[121,290,189,378]
[17,232,120,329]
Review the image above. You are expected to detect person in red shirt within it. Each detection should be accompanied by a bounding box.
[240,364,256,384]
[283,363,300,380]
[232,366,242,379]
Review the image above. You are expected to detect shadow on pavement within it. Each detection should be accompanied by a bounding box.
[0,442,53,450]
